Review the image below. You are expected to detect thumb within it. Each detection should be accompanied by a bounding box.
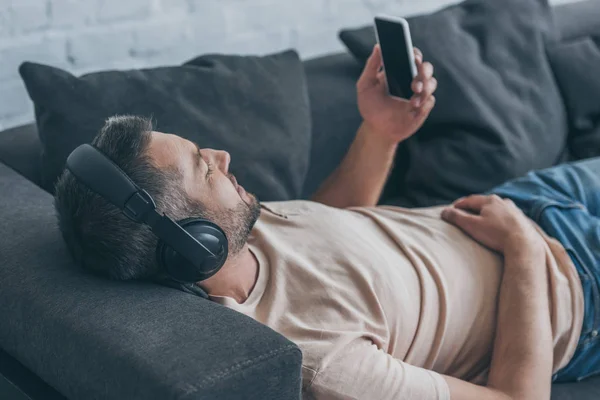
[360,45,382,84]
[441,207,481,236]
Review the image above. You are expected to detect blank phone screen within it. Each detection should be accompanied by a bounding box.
[375,18,415,99]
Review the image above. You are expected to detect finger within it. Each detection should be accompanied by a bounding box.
[441,207,483,236]
[376,70,386,83]
[363,44,383,79]
[410,93,420,107]
[411,78,437,107]
[357,48,383,91]
[414,47,423,64]
[503,198,517,208]
[453,195,493,213]
[412,78,424,94]
[418,62,434,81]
[412,95,435,118]
[421,95,436,114]
[412,63,433,95]
[423,77,437,98]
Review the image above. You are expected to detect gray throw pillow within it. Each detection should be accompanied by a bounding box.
[547,36,600,160]
[19,50,311,202]
[339,0,567,207]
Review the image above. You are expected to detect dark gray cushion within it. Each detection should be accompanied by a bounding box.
[0,123,41,188]
[552,376,600,400]
[547,36,600,160]
[301,52,410,202]
[301,53,363,198]
[19,50,311,202]
[5,1,599,201]
[553,0,600,42]
[0,163,302,400]
[339,0,568,207]
[0,347,67,400]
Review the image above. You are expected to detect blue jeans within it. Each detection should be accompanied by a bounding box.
[489,158,600,382]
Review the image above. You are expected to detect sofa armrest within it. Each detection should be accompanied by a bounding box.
[0,162,302,400]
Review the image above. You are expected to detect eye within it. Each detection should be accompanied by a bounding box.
[205,160,214,179]
[195,148,203,167]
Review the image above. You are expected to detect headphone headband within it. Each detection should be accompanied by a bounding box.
[65,144,226,281]
[67,144,141,212]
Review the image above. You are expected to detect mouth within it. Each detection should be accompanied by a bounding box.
[229,174,245,195]
[229,174,239,188]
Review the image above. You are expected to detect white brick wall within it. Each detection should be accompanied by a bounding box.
[0,0,584,130]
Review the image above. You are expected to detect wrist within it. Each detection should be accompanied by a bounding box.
[503,233,545,261]
[359,121,401,149]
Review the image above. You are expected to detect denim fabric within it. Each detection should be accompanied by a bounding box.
[489,158,600,382]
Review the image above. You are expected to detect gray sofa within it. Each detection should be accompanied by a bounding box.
[1,1,600,399]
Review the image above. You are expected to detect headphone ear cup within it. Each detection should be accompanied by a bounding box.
[156,218,228,283]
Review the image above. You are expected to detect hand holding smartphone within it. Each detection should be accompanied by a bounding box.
[356,18,437,144]
[374,15,418,100]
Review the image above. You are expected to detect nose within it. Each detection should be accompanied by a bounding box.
[214,150,231,174]
[201,148,231,174]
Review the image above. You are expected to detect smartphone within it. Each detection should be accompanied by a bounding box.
[374,15,418,99]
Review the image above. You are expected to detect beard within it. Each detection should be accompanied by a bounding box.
[176,171,261,258]
[215,193,261,255]
[189,190,260,257]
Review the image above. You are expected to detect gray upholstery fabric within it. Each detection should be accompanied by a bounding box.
[1,2,600,399]
[0,347,67,400]
[553,0,600,41]
[20,51,311,201]
[340,0,569,207]
[4,1,600,201]
[0,123,41,188]
[547,36,600,161]
[302,53,362,198]
[0,163,302,400]
[552,377,600,400]
[301,52,410,202]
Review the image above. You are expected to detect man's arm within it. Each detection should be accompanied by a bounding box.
[311,45,437,208]
[442,195,552,400]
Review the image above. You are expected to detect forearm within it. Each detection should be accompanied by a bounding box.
[487,241,552,400]
[311,122,397,208]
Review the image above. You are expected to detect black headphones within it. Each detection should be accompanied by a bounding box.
[65,144,229,298]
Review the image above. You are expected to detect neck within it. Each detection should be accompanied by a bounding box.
[200,244,259,304]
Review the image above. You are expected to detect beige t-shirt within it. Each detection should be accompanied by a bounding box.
[210,201,584,400]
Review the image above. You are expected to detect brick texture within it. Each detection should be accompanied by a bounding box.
[0,0,585,130]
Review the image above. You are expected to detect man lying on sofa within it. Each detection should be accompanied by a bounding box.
[54,44,599,400]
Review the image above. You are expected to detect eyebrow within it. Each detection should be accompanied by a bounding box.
[194,143,204,166]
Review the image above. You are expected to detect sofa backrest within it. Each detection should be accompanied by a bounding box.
[303,0,600,200]
[2,2,598,200]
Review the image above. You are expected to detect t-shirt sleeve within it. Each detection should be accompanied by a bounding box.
[306,339,450,400]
